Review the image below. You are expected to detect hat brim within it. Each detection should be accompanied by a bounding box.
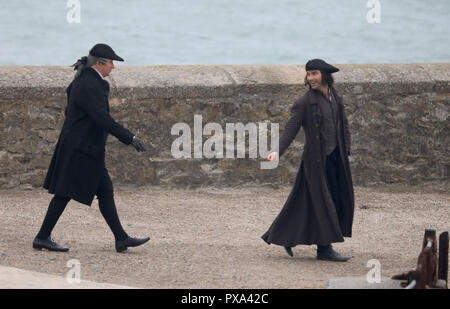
[111,54,124,62]
[306,65,339,73]
[305,59,339,73]
[327,66,339,73]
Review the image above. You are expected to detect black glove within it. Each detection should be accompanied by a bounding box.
[132,136,146,152]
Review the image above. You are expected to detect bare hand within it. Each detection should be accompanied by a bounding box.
[267,152,279,161]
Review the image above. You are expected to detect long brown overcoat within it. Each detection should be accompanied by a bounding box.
[262,87,355,246]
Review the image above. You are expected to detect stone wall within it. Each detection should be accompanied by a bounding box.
[0,64,448,189]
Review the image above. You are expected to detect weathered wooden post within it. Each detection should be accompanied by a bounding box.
[438,231,448,289]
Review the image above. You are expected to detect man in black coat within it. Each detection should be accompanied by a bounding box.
[33,43,150,253]
[262,59,355,262]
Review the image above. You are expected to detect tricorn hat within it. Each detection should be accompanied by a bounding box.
[305,59,339,73]
[89,43,124,61]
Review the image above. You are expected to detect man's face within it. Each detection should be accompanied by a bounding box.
[98,59,115,77]
[306,70,323,89]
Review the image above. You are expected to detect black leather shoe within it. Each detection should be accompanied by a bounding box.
[317,245,349,262]
[115,236,150,253]
[284,246,294,257]
[32,236,69,252]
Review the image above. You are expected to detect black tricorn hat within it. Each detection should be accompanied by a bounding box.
[89,43,124,61]
[305,59,339,73]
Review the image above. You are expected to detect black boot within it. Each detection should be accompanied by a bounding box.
[284,246,294,257]
[115,236,150,253]
[317,244,349,262]
[32,236,69,252]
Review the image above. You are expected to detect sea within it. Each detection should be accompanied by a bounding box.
[0,0,449,65]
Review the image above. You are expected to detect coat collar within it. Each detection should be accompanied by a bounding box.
[91,67,105,80]
[85,67,105,82]
[308,87,343,107]
[84,67,110,92]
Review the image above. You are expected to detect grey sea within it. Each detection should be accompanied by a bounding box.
[0,0,449,65]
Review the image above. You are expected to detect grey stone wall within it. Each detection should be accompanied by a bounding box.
[0,64,448,189]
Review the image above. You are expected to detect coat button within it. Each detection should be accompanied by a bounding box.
[316,135,319,139]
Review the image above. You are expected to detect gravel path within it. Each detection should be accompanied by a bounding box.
[0,185,448,288]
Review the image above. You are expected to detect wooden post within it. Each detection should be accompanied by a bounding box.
[438,231,448,286]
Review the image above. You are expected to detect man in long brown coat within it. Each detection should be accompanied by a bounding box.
[262,59,354,262]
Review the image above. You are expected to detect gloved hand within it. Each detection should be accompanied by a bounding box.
[131,136,146,152]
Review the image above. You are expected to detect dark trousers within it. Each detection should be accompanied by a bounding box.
[318,146,348,249]
[36,168,128,241]
[318,146,349,250]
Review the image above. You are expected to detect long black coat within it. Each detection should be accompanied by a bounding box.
[262,87,355,246]
[43,68,134,206]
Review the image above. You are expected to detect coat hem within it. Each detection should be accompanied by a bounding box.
[261,235,348,247]
[43,186,94,207]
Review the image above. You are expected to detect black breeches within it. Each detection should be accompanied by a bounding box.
[36,168,128,241]
[36,195,70,239]
[95,169,128,241]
